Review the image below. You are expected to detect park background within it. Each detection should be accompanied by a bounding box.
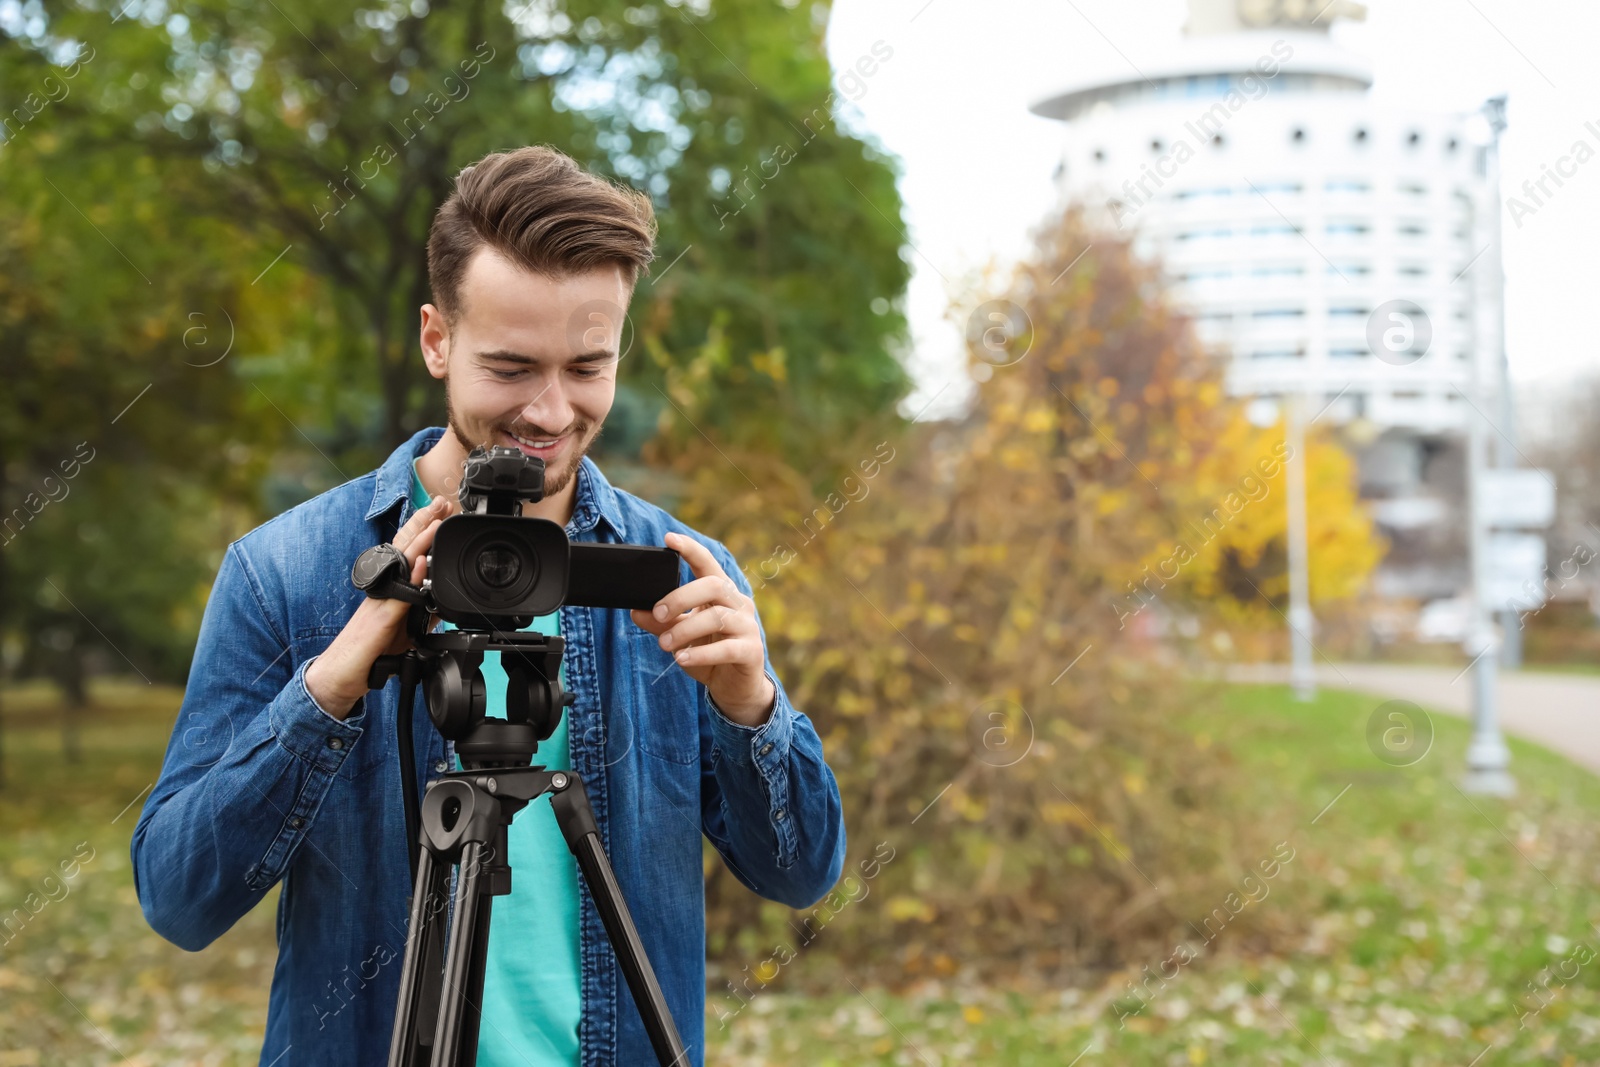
[2,0,1599,1064]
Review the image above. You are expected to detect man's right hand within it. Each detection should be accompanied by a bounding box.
[305,496,457,719]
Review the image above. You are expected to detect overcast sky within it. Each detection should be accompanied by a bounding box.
[822,0,1600,420]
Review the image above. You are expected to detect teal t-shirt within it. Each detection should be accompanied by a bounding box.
[411,463,582,1066]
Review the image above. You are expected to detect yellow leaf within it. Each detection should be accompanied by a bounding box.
[887,895,934,922]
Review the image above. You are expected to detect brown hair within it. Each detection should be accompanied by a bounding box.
[427,145,657,325]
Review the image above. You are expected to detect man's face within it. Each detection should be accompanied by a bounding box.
[421,247,628,499]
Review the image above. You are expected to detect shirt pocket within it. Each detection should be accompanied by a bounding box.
[629,630,701,765]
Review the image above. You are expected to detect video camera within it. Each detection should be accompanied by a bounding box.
[353,444,680,631]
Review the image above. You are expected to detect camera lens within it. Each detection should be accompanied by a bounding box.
[475,543,523,589]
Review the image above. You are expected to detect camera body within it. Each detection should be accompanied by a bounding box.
[381,445,682,632]
[353,444,682,637]
[428,446,569,629]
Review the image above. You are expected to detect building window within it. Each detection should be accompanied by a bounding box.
[1399,264,1428,277]
[1251,222,1300,236]
[1093,148,1105,163]
[1252,308,1306,319]
[1326,262,1371,277]
[1397,222,1428,237]
[1353,127,1369,144]
[1251,264,1306,277]
[1291,127,1306,143]
[1325,179,1370,193]
[1406,130,1422,148]
[1330,347,1370,359]
[1250,347,1306,359]
[1326,221,1371,236]
[1329,306,1370,319]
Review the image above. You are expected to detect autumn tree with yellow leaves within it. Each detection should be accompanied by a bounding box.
[650,210,1382,982]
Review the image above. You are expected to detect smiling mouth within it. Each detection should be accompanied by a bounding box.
[503,428,570,454]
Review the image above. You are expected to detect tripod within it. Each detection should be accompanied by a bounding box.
[368,628,689,1067]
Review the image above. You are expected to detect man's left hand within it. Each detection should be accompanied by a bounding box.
[629,531,776,727]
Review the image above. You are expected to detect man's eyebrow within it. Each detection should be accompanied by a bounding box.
[474,349,616,365]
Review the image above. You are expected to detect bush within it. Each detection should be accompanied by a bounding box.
[652,211,1383,986]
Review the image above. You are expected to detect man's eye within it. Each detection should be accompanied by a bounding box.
[572,366,604,379]
[491,369,524,380]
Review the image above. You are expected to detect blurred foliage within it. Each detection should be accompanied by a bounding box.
[660,211,1382,973]
[0,0,912,704]
[1,0,910,459]
[0,124,276,753]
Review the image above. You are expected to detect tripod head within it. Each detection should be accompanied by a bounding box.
[368,628,573,770]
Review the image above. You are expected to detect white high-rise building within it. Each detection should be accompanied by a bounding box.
[1030,0,1509,601]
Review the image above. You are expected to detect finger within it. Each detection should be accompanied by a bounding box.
[402,517,445,567]
[395,497,445,546]
[651,574,746,623]
[396,497,451,551]
[665,531,726,582]
[660,604,748,651]
[670,634,759,668]
[630,607,669,637]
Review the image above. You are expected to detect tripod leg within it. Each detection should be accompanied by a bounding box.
[454,893,494,1067]
[388,846,450,1067]
[550,776,689,1067]
[430,839,490,1067]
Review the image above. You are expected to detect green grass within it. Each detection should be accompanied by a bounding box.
[706,683,1600,1066]
[1516,662,1600,678]
[1,680,1597,1065]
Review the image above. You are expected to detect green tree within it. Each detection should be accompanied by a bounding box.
[0,128,281,779]
[11,0,912,467]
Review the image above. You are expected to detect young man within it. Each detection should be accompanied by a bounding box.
[132,145,847,1067]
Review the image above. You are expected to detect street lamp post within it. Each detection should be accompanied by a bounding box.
[1481,96,1522,671]
[1462,95,1515,796]
[1287,391,1315,703]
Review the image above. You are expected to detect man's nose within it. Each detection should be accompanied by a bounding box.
[520,374,574,432]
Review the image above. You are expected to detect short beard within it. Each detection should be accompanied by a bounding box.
[443,377,591,500]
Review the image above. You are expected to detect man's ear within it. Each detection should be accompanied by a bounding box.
[419,304,451,380]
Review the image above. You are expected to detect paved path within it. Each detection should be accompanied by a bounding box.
[1227,662,1600,774]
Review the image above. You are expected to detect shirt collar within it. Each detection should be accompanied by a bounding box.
[367,426,629,540]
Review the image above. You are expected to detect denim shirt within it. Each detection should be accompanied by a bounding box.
[131,427,848,1067]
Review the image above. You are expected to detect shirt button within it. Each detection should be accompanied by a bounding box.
[327,737,344,750]
[774,808,786,821]
[288,816,304,829]
[758,743,774,756]
[435,760,449,773]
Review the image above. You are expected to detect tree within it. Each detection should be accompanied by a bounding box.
[10,0,912,468]
[663,210,1379,976]
[0,0,917,770]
